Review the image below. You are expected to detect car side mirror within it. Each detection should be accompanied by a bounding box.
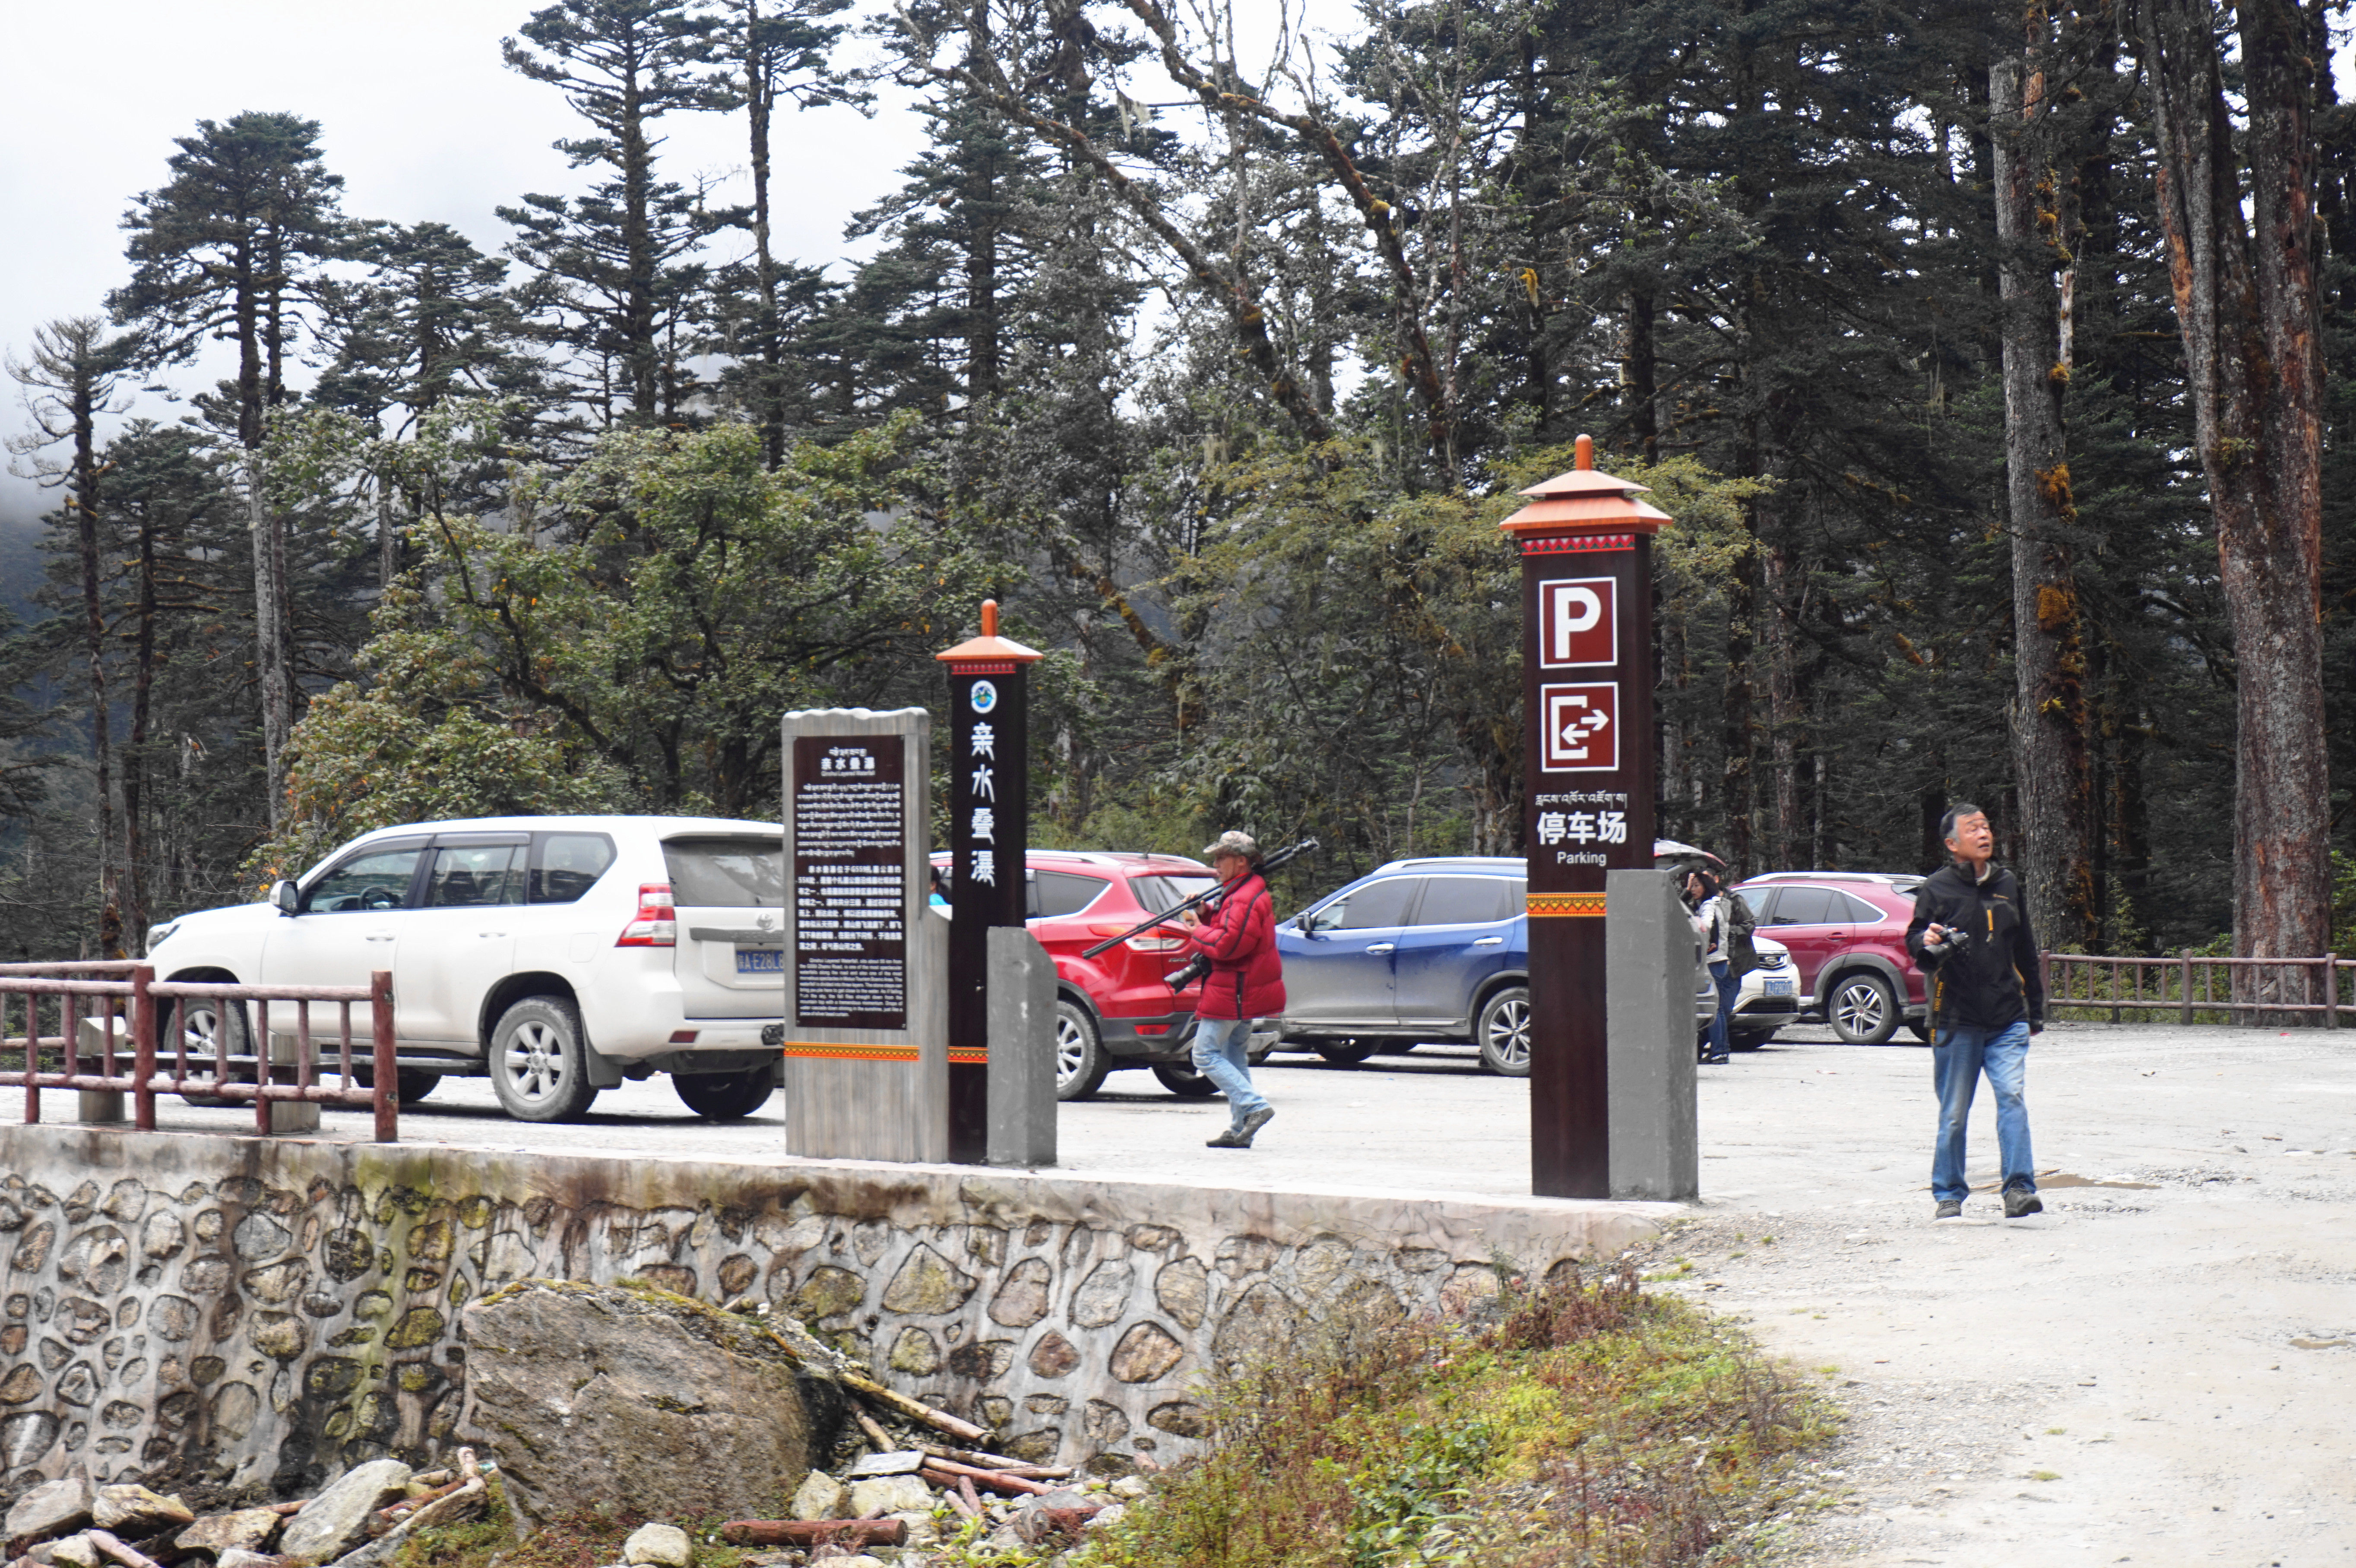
[271,880,300,917]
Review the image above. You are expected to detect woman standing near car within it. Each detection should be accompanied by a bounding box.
[1688,871,1736,1065]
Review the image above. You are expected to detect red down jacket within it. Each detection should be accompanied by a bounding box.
[1179,871,1286,1021]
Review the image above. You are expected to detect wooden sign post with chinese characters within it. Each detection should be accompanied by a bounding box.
[777,706,946,1162]
[1500,436,1672,1198]
[938,601,1042,1164]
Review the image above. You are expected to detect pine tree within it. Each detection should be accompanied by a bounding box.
[500,0,728,424]
[110,112,349,821]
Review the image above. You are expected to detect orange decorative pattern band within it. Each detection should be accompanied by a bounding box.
[779,1041,919,1061]
[1527,892,1607,918]
[1521,533,1635,555]
[947,1050,988,1064]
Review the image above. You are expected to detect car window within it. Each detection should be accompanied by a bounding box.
[532,834,617,904]
[1409,876,1510,926]
[305,847,424,914]
[663,835,787,907]
[1837,891,1888,923]
[1321,877,1421,931]
[1034,871,1111,919]
[1764,887,1837,925]
[1132,873,1219,914]
[427,844,522,908]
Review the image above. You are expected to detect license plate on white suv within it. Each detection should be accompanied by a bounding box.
[1762,977,1794,996]
[735,948,785,974]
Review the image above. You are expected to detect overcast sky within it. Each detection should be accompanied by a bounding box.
[0,0,943,524]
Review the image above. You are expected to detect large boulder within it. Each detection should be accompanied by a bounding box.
[457,1280,832,1531]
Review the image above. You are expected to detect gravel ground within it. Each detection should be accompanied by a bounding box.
[1632,1020,2356,1568]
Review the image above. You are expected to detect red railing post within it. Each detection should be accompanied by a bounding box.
[370,970,397,1143]
[131,965,157,1131]
[24,993,39,1125]
[2181,949,2194,1024]
[2327,955,2339,1031]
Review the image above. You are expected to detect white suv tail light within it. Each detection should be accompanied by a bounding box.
[616,883,677,947]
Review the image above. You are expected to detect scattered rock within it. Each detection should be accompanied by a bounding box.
[5,1475,93,1543]
[887,1511,940,1548]
[620,1522,690,1568]
[216,1551,292,1568]
[46,1536,101,1568]
[92,1485,194,1535]
[843,1451,924,1478]
[275,1458,412,1565]
[1091,1502,1129,1530]
[458,1281,821,1533]
[1109,1475,1151,1499]
[845,1475,931,1517]
[176,1508,282,1556]
[788,1471,846,1521]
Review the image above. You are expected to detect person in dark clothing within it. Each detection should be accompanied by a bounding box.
[1687,871,1737,1065]
[1178,831,1285,1149]
[1906,803,2047,1220]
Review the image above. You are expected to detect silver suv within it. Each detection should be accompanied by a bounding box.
[144,816,788,1122]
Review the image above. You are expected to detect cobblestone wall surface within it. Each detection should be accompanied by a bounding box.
[0,1126,1661,1506]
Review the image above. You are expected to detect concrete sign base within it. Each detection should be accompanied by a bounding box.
[984,927,1056,1168]
[1605,869,1699,1200]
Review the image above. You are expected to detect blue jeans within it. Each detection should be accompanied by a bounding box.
[1931,1020,2035,1202]
[1189,1016,1267,1128]
[1706,960,1738,1058]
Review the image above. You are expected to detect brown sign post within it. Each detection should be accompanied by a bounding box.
[937,601,1042,1163]
[1499,436,1672,1199]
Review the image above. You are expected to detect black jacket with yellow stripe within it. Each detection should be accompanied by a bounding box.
[1905,862,2046,1031]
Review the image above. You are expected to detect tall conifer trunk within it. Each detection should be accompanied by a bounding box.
[1992,32,2096,950]
[2136,0,2331,976]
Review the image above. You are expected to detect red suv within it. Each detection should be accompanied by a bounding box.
[1732,873,1929,1044]
[932,850,1261,1099]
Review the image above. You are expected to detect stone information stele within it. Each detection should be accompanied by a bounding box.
[778,706,947,1161]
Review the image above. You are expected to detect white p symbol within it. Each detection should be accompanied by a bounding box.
[1554,585,1602,652]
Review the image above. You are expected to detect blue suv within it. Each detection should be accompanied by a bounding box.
[1274,857,1532,1075]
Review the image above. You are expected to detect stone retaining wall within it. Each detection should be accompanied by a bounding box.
[0,1126,1661,1509]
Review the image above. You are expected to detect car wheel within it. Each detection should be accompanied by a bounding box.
[489,996,601,1122]
[1729,1029,1775,1052]
[1313,1038,1382,1065]
[1477,987,1533,1077]
[168,993,251,1106]
[1907,1019,1932,1043]
[1054,999,1109,1101]
[1829,972,1901,1045]
[1151,1063,1219,1097]
[673,1067,775,1120]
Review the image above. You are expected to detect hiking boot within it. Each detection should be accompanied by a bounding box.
[1933,1199,1963,1220]
[2003,1185,2043,1218]
[1205,1127,1251,1148]
[1234,1106,1275,1146]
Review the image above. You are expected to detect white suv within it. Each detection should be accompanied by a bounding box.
[143,816,788,1122]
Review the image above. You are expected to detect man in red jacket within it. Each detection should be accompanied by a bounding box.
[1179,831,1286,1148]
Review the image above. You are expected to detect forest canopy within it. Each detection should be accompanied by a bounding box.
[3,0,2352,964]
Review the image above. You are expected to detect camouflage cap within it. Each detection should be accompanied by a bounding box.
[1201,830,1259,862]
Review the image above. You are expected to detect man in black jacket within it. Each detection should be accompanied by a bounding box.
[1906,803,2047,1220]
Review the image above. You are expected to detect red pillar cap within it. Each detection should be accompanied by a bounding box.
[937,598,1043,664]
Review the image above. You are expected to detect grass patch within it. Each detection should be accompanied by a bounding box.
[1070,1263,1837,1568]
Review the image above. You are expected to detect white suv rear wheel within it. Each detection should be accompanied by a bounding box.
[490,996,601,1122]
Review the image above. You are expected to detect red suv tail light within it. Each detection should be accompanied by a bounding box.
[616,883,677,947]
[1090,922,1184,954]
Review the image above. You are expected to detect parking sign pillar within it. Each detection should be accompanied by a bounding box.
[1500,435,1672,1199]
[939,601,1042,1165]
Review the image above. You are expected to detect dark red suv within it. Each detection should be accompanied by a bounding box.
[932,850,1264,1099]
[1732,873,1930,1043]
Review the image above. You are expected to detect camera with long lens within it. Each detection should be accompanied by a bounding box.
[1925,924,1972,956]
[1165,953,1212,991]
